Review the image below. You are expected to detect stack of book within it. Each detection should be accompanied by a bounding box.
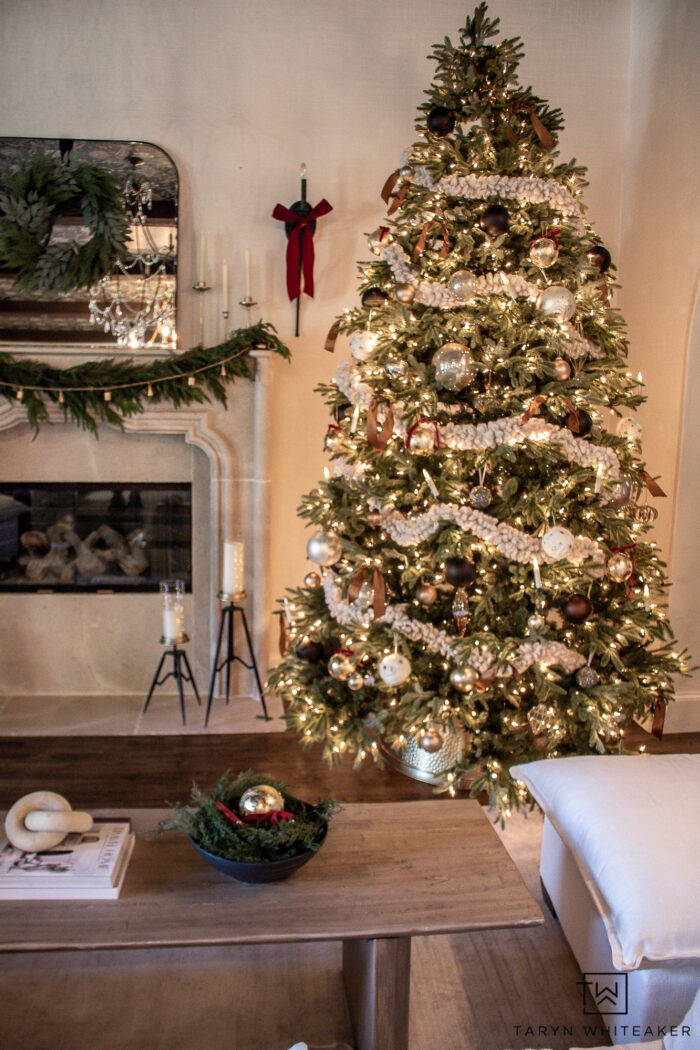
[0,819,134,900]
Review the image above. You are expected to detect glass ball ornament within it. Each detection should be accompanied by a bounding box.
[350,331,379,361]
[407,420,437,453]
[605,477,633,510]
[553,357,571,381]
[527,704,556,737]
[354,579,375,612]
[295,641,324,663]
[378,652,411,686]
[328,651,354,681]
[450,665,479,693]
[562,593,592,624]
[347,673,364,692]
[361,286,388,307]
[399,164,412,179]
[529,236,559,268]
[528,613,545,632]
[416,582,438,606]
[540,526,575,560]
[239,785,285,817]
[469,484,492,509]
[418,725,444,753]
[537,285,576,321]
[432,342,476,391]
[395,282,416,304]
[368,227,392,256]
[480,204,510,236]
[427,106,456,137]
[447,270,475,302]
[607,552,634,583]
[617,417,643,442]
[324,428,345,453]
[445,556,476,587]
[306,530,342,566]
[636,504,658,524]
[304,571,321,589]
[385,356,409,379]
[576,665,600,689]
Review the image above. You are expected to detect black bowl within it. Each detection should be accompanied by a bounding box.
[189,822,327,884]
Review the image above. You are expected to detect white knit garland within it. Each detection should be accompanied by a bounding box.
[334,362,620,477]
[409,167,585,227]
[322,573,586,675]
[376,502,604,566]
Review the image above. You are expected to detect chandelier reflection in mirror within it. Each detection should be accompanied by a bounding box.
[89,153,177,350]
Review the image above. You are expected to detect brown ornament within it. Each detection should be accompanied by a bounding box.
[562,594,592,624]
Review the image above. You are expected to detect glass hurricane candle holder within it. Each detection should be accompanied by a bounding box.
[161,579,185,643]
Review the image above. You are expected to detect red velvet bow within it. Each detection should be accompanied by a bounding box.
[272,199,333,300]
[530,227,561,248]
[216,800,295,827]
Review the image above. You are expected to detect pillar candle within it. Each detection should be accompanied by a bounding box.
[163,607,179,640]
[223,540,245,595]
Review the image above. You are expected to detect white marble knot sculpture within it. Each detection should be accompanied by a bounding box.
[4,791,93,852]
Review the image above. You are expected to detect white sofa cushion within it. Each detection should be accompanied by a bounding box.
[509,754,700,970]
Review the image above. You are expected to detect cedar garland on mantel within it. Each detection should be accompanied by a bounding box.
[0,321,290,435]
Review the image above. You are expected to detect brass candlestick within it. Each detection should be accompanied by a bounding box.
[193,280,211,344]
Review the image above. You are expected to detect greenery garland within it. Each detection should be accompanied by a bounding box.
[0,152,130,294]
[0,320,290,434]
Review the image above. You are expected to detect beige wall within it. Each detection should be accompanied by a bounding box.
[0,0,696,720]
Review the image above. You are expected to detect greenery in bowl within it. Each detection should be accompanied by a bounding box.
[159,770,339,864]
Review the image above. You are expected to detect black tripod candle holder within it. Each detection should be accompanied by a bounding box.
[142,635,201,726]
[204,591,270,727]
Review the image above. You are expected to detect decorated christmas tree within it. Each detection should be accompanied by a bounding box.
[269,5,688,817]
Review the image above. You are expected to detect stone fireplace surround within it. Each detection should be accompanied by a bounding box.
[0,350,274,702]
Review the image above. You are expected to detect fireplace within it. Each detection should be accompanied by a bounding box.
[0,482,192,592]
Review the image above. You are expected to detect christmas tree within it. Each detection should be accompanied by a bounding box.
[269,4,688,818]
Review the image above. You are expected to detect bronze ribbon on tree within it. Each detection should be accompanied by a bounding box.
[406,416,440,450]
[521,393,549,423]
[651,695,666,740]
[387,182,410,216]
[347,567,387,619]
[367,397,394,450]
[271,198,333,300]
[505,103,555,149]
[638,470,667,498]
[324,319,340,353]
[380,170,401,204]
[413,217,450,261]
[276,611,289,656]
[475,666,499,692]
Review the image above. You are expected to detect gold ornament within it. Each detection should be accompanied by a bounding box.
[368,227,392,256]
[395,282,416,304]
[527,704,556,737]
[347,673,364,691]
[239,785,285,816]
[328,651,354,681]
[607,552,634,583]
[418,725,443,753]
[450,666,478,693]
[452,587,470,636]
[553,357,571,381]
[304,571,321,589]
[529,236,559,268]
[416,583,438,606]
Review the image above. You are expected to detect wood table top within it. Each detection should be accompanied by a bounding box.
[0,800,542,952]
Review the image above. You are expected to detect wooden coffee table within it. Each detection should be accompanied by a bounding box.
[0,800,542,1050]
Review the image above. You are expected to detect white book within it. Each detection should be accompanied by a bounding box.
[0,820,132,887]
[0,834,135,900]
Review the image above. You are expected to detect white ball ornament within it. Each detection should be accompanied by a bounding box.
[540,526,575,560]
[447,270,475,301]
[378,652,412,686]
[350,331,379,361]
[432,342,476,391]
[306,530,342,566]
[537,285,576,321]
[617,417,643,442]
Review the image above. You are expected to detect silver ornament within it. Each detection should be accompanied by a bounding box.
[469,484,492,509]
[529,237,559,268]
[324,429,345,453]
[239,785,285,816]
[450,665,479,693]
[553,357,572,381]
[368,227,392,255]
[537,285,576,321]
[617,417,643,442]
[306,530,342,566]
[304,571,321,589]
[378,652,412,686]
[447,269,475,301]
[604,478,633,510]
[418,725,443,753]
[416,583,438,606]
[540,526,575,560]
[349,331,378,361]
[528,613,545,632]
[399,165,412,179]
[385,356,409,379]
[328,651,354,681]
[527,703,556,737]
[408,420,437,453]
[395,282,416,304]
[347,673,364,691]
[432,342,476,391]
[607,552,634,583]
[355,579,374,612]
[636,504,658,524]
[575,665,600,689]
[473,394,492,413]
